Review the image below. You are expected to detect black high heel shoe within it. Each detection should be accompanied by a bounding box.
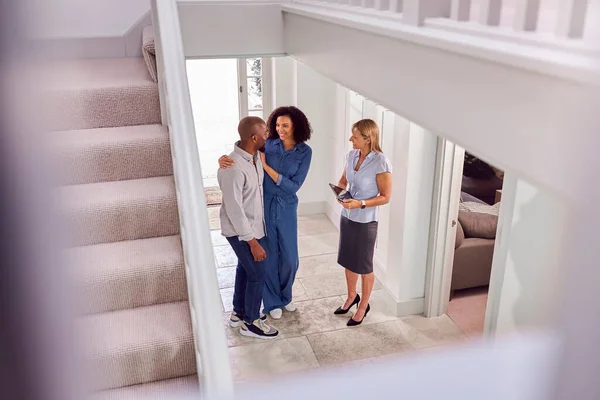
[334,294,360,315]
[347,304,370,326]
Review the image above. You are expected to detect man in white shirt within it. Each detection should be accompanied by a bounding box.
[218,116,278,339]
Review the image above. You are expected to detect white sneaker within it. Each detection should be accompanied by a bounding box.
[239,319,279,340]
[230,311,266,328]
[284,302,297,312]
[269,308,283,319]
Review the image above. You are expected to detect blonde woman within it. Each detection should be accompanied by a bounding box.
[334,119,392,326]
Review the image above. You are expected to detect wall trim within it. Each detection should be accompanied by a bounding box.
[298,201,327,216]
[380,282,426,317]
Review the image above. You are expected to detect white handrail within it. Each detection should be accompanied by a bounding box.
[153,0,234,398]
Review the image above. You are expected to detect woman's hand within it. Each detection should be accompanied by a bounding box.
[259,150,266,166]
[218,155,234,168]
[339,199,361,209]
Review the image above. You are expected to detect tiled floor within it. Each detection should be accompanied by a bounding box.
[210,212,469,382]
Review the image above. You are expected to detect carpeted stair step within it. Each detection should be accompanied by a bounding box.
[88,374,199,399]
[51,124,173,185]
[43,57,161,131]
[68,235,187,315]
[78,301,196,391]
[56,176,180,246]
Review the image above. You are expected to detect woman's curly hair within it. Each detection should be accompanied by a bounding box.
[266,106,312,143]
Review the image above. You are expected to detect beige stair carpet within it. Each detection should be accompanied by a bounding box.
[50,124,172,185]
[42,57,161,131]
[67,235,187,315]
[50,49,199,395]
[88,375,199,400]
[56,176,180,246]
[77,301,196,391]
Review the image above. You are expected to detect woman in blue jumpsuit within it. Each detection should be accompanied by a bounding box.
[219,106,312,319]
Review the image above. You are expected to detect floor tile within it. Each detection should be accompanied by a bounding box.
[222,313,259,348]
[307,320,413,365]
[396,314,468,349]
[351,289,398,327]
[334,351,414,370]
[296,253,341,279]
[268,296,349,338]
[292,280,309,302]
[210,229,228,247]
[298,232,339,258]
[298,214,337,236]
[207,206,221,230]
[220,287,234,312]
[217,267,236,289]
[214,245,237,268]
[299,272,382,300]
[229,336,319,381]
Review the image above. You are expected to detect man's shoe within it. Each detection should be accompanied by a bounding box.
[284,302,297,312]
[239,318,279,340]
[269,308,283,319]
[230,311,266,328]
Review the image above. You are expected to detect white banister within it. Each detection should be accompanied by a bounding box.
[390,0,403,13]
[404,0,451,26]
[374,0,389,10]
[556,0,589,38]
[478,0,503,26]
[153,0,234,398]
[513,0,540,31]
[451,0,471,21]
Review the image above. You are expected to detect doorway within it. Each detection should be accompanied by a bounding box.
[425,139,506,339]
[186,57,272,206]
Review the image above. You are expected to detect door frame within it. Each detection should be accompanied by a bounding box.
[423,138,465,317]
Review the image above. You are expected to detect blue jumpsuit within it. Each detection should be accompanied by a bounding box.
[262,138,312,313]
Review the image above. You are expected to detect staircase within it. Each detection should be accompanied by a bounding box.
[46,30,200,398]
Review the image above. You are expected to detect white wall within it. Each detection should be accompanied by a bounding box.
[273,57,337,213]
[29,0,150,38]
[384,119,438,313]
[274,57,297,108]
[487,177,571,336]
[296,61,337,211]
[180,3,285,58]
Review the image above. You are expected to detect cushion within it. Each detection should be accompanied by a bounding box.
[455,220,465,249]
[459,201,500,216]
[458,210,498,239]
[460,191,488,205]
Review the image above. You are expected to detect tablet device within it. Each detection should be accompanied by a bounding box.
[329,183,353,201]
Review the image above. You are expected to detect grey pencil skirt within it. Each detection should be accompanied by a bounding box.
[337,215,378,275]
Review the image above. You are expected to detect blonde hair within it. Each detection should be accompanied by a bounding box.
[352,119,382,153]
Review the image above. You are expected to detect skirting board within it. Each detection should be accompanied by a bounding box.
[298,201,327,216]
[325,200,424,317]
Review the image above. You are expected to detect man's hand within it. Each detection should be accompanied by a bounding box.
[248,239,267,262]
